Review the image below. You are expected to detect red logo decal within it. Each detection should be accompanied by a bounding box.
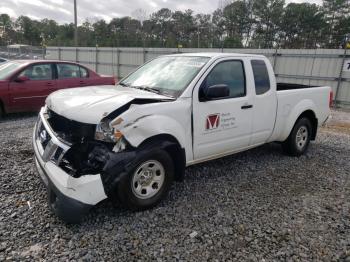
[206,114,220,130]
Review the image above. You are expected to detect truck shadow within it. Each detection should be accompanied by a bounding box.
[72,142,300,227]
[0,112,38,123]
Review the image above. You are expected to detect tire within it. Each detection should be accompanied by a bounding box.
[0,105,3,119]
[116,148,174,211]
[282,117,312,157]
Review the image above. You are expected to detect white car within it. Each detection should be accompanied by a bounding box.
[33,53,332,223]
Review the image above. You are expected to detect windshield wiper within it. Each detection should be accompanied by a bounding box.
[120,83,175,98]
[131,85,161,94]
[119,82,130,87]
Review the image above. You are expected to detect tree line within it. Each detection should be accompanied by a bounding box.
[0,0,349,49]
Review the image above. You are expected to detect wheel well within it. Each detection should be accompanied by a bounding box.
[297,110,318,140]
[138,134,186,182]
[0,99,4,116]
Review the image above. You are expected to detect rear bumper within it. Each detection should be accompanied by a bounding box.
[33,107,108,223]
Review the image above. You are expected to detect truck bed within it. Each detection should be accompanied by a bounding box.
[277,83,318,91]
[270,84,331,143]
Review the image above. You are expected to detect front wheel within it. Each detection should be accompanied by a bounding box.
[282,117,312,156]
[116,149,174,211]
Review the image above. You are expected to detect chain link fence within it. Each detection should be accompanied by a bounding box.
[0,45,46,60]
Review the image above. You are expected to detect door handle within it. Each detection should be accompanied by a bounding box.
[241,104,253,110]
[46,82,54,86]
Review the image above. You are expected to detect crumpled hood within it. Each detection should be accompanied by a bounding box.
[46,85,173,124]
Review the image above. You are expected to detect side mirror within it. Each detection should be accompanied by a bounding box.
[204,84,230,100]
[15,75,30,82]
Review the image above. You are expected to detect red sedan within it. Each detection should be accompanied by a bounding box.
[0,60,117,116]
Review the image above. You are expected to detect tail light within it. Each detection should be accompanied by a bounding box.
[112,77,116,85]
[329,90,333,108]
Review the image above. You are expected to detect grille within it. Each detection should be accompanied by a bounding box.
[37,121,51,150]
[47,108,96,144]
[35,117,66,165]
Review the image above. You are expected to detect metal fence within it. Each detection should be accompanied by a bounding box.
[42,47,350,107]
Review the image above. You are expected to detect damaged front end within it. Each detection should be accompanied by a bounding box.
[45,107,137,194]
[59,139,138,193]
[43,95,178,198]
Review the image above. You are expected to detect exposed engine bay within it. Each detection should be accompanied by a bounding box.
[46,106,134,178]
[47,108,96,144]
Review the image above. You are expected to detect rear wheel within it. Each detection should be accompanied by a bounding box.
[116,149,174,210]
[282,118,312,156]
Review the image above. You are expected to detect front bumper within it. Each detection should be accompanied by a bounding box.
[34,156,93,223]
[33,107,108,223]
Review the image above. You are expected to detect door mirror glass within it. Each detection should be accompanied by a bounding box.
[15,75,30,82]
[205,84,230,100]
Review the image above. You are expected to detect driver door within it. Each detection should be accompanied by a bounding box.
[192,58,254,161]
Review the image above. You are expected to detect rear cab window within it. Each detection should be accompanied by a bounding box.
[251,60,271,95]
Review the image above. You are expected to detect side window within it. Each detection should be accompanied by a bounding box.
[251,60,270,95]
[201,60,245,100]
[19,64,53,80]
[79,66,89,78]
[57,63,80,79]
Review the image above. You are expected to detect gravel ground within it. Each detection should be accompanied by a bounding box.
[0,110,350,261]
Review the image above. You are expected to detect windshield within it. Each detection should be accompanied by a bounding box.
[120,56,210,97]
[0,61,23,80]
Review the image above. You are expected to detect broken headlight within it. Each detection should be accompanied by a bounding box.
[95,119,123,143]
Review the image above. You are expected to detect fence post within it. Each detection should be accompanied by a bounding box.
[143,48,146,64]
[116,48,120,79]
[58,47,61,60]
[42,46,45,60]
[308,48,317,87]
[334,48,348,108]
[111,47,115,77]
[95,46,99,73]
[75,47,78,62]
[273,48,279,71]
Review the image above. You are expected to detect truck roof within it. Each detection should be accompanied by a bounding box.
[166,52,266,59]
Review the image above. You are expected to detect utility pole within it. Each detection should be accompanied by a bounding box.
[74,0,78,46]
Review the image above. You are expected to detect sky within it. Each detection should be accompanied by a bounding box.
[0,0,322,24]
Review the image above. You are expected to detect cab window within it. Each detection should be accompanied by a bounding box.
[251,60,270,95]
[19,64,53,80]
[57,63,80,79]
[200,60,246,100]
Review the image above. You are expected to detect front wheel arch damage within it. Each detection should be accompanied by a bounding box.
[60,135,186,202]
[138,135,186,182]
[103,136,186,200]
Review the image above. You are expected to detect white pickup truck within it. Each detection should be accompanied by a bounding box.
[33,53,332,223]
